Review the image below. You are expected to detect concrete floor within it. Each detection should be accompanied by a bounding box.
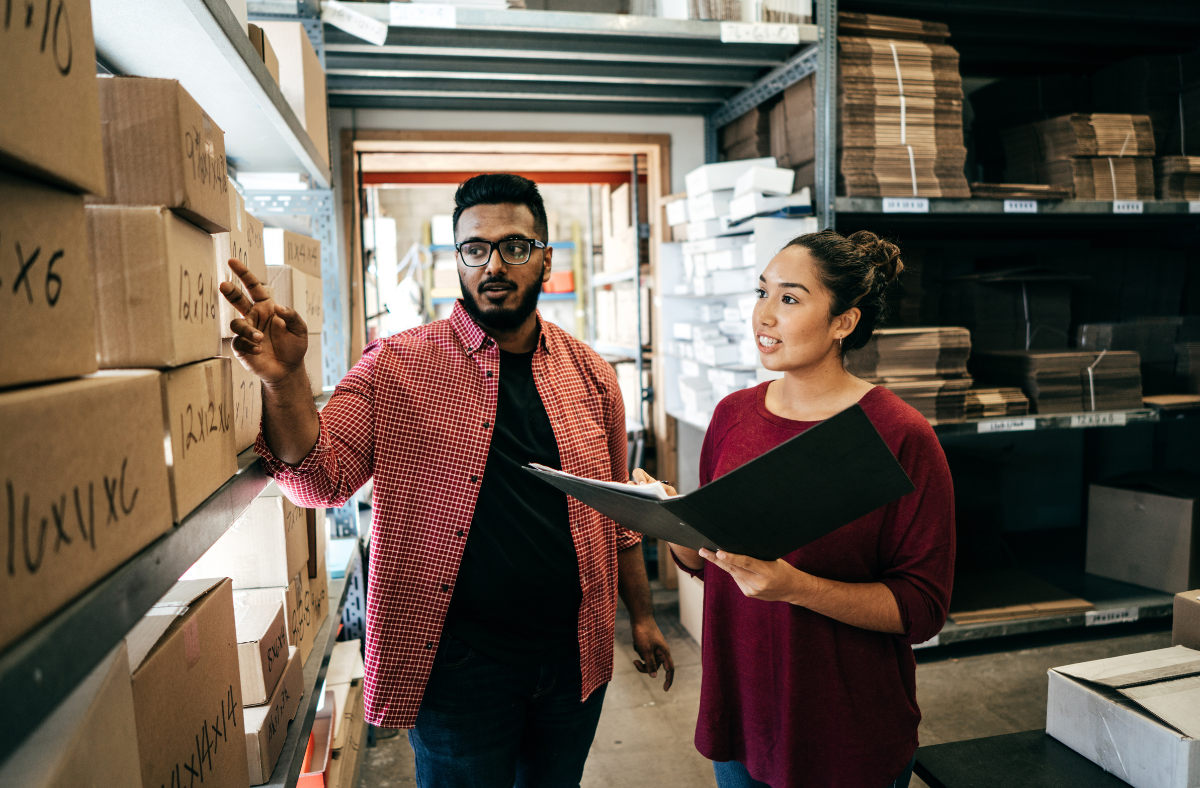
[357,604,1172,788]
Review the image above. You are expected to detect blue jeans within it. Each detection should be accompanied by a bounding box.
[713,753,916,788]
[408,635,607,788]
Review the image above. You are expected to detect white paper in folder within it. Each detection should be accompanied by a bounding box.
[527,464,672,501]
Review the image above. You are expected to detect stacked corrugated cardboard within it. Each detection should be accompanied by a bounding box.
[837,12,971,198]
[1155,156,1200,199]
[1001,113,1157,199]
[266,228,326,397]
[720,106,771,161]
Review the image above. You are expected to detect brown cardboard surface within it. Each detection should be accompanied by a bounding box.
[325,682,364,788]
[234,602,288,707]
[244,646,303,785]
[0,371,172,653]
[0,171,98,389]
[89,204,222,369]
[1087,479,1200,593]
[268,265,325,332]
[248,24,281,85]
[161,358,239,522]
[305,334,324,397]
[0,642,141,788]
[258,22,329,167]
[307,508,327,580]
[326,640,364,688]
[302,691,336,783]
[187,493,308,589]
[94,77,231,232]
[234,570,317,665]
[127,578,250,788]
[264,227,322,279]
[1175,590,1200,650]
[0,0,106,195]
[224,339,263,452]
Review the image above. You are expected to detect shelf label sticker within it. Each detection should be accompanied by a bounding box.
[389,2,457,28]
[1003,199,1038,214]
[977,417,1036,434]
[719,22,802,44]
[882,197,929,213]
[911,634,939,650]
[324,0,389,45]
[1113,200,1144,214]
[1070,411,1127,428]
[1086,607,1139,627]
[1190,202,1200,213]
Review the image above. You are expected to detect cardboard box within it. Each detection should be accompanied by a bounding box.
[268,265,325,332]
[235,570,317,665]
[264,227,322,279]
[678,571,704,645]
[217,181,268,340]
[248,24,281,85]
[126,578,250,788]
[1086,473,1200,593]
[0,371,172,653]
[327,641,364,752]
[308,508,327,580]
[186,492,309,588]
[161,358,239,522]
[258,22,329,167]
[234,602,288,706]
[1175,589,1200,650]
[95,77,231,233]
[244,646,303,785]
[0,0,106,195]
[89,205,222,369]
[299,692,335,788]
[1047,646,1200,788]
[305,334,325,397]
[0,171,98,389]
[0,642,141,788]
[224,339,263,453]
[325,682,365,788]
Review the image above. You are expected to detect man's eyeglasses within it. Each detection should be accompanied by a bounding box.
[456,238,546,267]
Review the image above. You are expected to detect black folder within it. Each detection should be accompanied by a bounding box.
[524,403,915,561]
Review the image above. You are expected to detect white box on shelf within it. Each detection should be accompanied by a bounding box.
[740,339,760,366]
[723,307,742,322]
[687,189,734,222]
[708,368,757,387]
[691,324,724,342]
[730,193,792,223]
[683,235,749,255]
[719,320,748,338]
[698,302,727,322]
[711,268,758,294]
[687,217,735,241]
[686,157,776,197]
[734,166,796,197]
[665,199,690,227]
[672,321,696,340]
[706,249,743,271]
[680,342,695,359]
[695,341,741,367]
[737,295,757,319]
[680,359,702,378]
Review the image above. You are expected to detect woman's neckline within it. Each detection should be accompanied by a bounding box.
[755,380,882,428]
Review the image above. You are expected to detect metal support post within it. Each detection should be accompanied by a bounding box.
[815,0,838,230]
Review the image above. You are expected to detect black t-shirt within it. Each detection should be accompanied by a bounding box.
[442,348,582,665]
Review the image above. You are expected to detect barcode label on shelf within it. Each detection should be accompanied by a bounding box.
[1190,202,1200,213]
[1112,200,1144,214]
[977,418,1036,434]
[882,197,929,213]
[1003,200,1038,214]
[911,634,940,650]
[1070,412,1127,428]
[719,22,802,44]
[389,2,457,28]
[1086,607,1139,627]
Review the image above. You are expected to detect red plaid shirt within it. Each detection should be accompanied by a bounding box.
[256,301,640,728]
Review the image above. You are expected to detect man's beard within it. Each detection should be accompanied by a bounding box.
[458,264,543,332]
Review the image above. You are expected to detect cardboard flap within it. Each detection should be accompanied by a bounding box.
[127,577,226,672]
[1119,674,1200,739]
[1054,646,1200,688]
[235,601,284,643]
[327,640,364,686]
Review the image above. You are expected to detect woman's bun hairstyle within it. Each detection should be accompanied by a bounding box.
[782,228,904,352]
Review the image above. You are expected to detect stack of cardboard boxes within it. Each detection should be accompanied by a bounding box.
[266,228,326,397]
[324,640,369,788]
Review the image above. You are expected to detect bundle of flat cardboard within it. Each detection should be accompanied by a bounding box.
[1078,317,1200,395]
[720,106,771,161]
[968,182,1072,200]
[837,13,971,198]
[1154,155,1200,199]
[972,350,1143,414]
[1001,113,1157,199]
[843,327,973,423]
[963,387,1030,419]
[1091,51,1200,158]
[941,268,1084,352]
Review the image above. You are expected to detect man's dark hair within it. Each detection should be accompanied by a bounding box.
[452,173,549,241]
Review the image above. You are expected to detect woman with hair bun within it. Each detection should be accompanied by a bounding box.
[634,229,955,788]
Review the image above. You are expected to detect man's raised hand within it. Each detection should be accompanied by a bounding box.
[219,258,309,384]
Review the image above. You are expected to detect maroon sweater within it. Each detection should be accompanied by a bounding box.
[678,384,955,788]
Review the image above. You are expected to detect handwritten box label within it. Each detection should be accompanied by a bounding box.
[323,0,389,45]
[1085,607,1139,626]
[161,357,238,522]
[882,197,929,213]
[1070,411,1127,428]
[719,22,802,44]
[389,2,456,28]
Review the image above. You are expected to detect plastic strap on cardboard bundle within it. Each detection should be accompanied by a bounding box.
[1106,133,1132,200]
[1022,282,1031,350]
[1086,349,1108,412]
[889,42,919,196]
[1181,56,1188,155]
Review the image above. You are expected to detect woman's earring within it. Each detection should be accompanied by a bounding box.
[838,336,843,348]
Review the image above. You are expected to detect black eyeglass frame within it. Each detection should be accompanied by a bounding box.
[454,237,547,267]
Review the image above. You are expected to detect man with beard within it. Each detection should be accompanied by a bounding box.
[218,173,672,787]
